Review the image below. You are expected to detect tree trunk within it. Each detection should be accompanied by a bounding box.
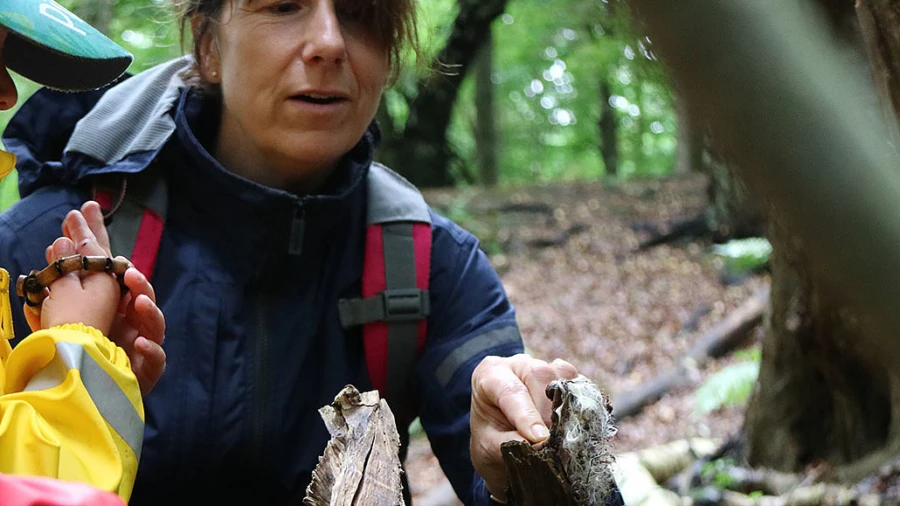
[630,0,900,482]
[396,0,509,188]
[744,0,897,476]
[632,82,644,173]
[857,0,900,135]
[744,221,894,473]
[672,96,701,175]
[702,153,765,240]
[598,80,619,176]
[474,31,498,187]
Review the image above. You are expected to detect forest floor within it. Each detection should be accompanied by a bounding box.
[407,173,770,505]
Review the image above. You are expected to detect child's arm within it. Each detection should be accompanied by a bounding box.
[0,203,163,501]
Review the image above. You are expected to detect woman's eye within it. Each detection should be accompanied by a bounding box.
[336,0,365,21]
[269,2,300,14]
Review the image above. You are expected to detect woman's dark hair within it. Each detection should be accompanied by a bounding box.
[173,0,419,86]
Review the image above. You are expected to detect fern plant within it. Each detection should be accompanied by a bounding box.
[693,349,761,416]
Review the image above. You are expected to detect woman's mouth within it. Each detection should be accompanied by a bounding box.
[294,94,345,105]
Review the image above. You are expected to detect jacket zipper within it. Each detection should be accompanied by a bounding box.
[289,204,305,257]
[251,292,269,466]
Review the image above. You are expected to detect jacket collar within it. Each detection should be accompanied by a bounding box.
[168,87,373,218]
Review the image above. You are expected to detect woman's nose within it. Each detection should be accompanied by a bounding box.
[301,3,348,63]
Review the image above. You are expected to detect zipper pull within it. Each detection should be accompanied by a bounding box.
[288,206,305,256]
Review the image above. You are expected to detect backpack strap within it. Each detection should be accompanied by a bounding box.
[92,164,167,280]
[338,163,432,427]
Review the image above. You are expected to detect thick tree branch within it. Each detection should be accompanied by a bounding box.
[396,0,509,187]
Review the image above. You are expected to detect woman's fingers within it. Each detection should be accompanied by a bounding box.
[134,337,166,396]
[63,210,105,257]
[80,201,113,254]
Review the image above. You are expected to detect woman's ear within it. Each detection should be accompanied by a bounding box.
[193,16,221,84]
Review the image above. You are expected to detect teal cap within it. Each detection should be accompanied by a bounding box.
[0,0,133,91]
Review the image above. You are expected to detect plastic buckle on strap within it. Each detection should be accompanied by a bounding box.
[382,288,430,322]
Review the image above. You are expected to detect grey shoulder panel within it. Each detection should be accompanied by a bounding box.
[366,162,432,225]
[66,56,193,165]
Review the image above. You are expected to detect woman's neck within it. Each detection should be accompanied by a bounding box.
[212,108,332,195]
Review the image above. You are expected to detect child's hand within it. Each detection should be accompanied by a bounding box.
[24,207,121,335]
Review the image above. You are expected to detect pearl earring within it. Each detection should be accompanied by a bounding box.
[210,70,218,78]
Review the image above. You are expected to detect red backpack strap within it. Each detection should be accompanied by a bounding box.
[92,165,167,281]
[338,163,432,429]
[358,222,431,398]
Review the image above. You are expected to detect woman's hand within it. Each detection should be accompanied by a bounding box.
[469,354,579,502]
[111,267,166,396]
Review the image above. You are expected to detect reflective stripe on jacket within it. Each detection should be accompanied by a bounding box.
[0,323,143,501]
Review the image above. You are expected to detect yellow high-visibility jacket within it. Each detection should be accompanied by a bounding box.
[0,319,143,501]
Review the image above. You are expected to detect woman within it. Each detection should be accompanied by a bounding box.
[0,1,616,504]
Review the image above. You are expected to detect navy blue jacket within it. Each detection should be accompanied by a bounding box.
[0,60,523,505]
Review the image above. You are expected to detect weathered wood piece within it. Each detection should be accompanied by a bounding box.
[502,376,618,506]
[303,385,405,506]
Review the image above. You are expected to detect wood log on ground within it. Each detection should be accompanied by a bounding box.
[501,376,618,506]
[636,212,711,251]
[304,385,405,506]
[672,462,802,498]
[526,223,590,249]
[633,438,719,485]
[611,439,717,506]
[614,286,769,419]
[716,485,881,506]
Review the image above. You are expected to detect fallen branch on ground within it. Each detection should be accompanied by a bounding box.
[635,212,711,251]
[614,286,769,419]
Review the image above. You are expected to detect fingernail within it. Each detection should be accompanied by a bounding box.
[53,238,75,256]
[531,423,550,441]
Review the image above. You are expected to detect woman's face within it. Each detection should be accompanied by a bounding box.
[201,0,390,189]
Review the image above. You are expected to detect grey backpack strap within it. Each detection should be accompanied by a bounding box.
[338,163,432,421]
[93,163,168,279]
[338,162,432,329]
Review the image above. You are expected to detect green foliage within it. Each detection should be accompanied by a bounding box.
[694,351,760,416]
[713,237,772,274]
[57,0,183,73]
[384,0,678,185]
[482,0,675,182]
[0,170,18,213]
[700,457,738,490]
[0,74,38,211]
[698,457,764,497]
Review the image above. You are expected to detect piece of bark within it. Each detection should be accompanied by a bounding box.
[303,385,405,506]
[502,376,618,506]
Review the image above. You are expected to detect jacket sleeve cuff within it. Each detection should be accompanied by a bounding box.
[48,323,106,339]
[470,473,507,506]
